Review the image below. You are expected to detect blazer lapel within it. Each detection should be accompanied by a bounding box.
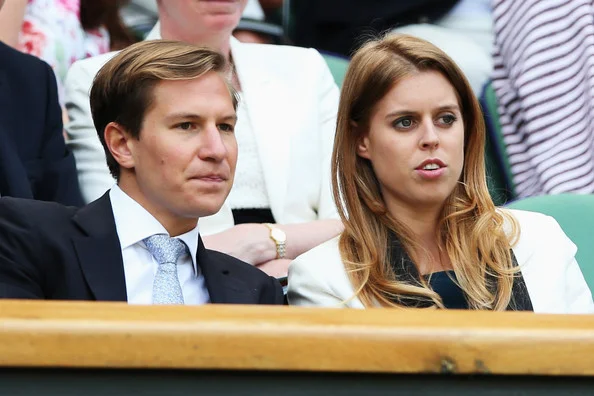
[231,38,290,221]
[71,193,128,301]
[197,237,255,304]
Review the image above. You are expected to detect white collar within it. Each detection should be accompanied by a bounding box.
[109,185,200,275]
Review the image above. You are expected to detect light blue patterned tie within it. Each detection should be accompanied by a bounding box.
[143,234,189,305]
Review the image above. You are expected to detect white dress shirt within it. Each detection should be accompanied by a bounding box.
[109,185,210,305]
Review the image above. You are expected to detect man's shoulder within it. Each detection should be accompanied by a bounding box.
[205,248,272,282]
[203,248,283,304]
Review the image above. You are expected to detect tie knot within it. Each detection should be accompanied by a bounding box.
[143,234,188,265]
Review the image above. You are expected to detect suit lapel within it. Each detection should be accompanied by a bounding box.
[231,38,290,221]
[197,237,255,304]
[71,193,127,301]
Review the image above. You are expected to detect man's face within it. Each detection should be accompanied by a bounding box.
[121,72,238,230]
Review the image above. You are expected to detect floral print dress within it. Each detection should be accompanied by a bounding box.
[17,0,110,105]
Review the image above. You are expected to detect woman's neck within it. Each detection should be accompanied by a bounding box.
[387,202,449,274]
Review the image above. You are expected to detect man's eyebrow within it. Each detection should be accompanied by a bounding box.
[164,113,238,122]
[164,112,203,122]
[220,114,238,123]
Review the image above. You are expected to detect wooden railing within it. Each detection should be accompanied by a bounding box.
[0,300,593,376]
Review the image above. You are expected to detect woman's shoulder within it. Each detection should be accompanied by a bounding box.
[292,235,342,270]
[288,234,360,307]
[497,207,562,236]
[498,207,576,264]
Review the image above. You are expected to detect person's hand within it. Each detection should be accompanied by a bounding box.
[257,258,291,278]
[202,223,276,265]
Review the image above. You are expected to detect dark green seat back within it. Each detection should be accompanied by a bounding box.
[321,53,349,88]
[506,194,594,291]
[481,82,516,205]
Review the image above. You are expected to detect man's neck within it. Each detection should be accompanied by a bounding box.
[117,179,198,237]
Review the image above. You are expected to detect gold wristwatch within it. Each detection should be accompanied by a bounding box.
[264,223,287,259]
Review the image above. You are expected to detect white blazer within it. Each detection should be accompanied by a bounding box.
[288,209,594,314]
[64,24,340,235]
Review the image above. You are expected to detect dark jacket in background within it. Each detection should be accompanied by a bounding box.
[0,41,83,206]
[291,0,460,57]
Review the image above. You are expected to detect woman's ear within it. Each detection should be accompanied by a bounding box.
[104,122,135,170]
[353,121,371,159]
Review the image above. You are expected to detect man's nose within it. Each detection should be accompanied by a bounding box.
[198,125,228,161]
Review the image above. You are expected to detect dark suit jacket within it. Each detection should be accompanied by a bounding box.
[0,41,83,206]
[0,194,283,304]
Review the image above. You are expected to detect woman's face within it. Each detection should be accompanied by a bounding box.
[357,70,465,216]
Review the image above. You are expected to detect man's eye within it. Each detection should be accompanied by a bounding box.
[177,122,193,130]
[219,123,234,132]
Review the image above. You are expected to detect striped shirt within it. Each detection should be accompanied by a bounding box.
[492,0,594,197]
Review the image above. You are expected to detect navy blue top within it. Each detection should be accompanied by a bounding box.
[426,270,469,309]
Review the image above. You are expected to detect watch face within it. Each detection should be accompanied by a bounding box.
[271,228,287,242]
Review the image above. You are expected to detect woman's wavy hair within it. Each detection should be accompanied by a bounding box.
[332,33,519,310]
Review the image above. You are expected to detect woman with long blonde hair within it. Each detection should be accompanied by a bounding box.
[288,34,593,312]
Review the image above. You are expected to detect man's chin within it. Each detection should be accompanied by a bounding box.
[186,200,227,219]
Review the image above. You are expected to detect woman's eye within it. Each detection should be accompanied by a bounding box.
[394,117,414,129]
[439,114,457,125]
[218,123,234,132]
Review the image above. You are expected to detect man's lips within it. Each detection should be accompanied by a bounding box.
[191,174,227,182]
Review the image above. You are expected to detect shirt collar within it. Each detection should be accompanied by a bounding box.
[109,185,200,275]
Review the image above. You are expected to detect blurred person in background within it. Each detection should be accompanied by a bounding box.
[492,0,594,197]
[291,0,492,94]
[65,0,342,279]
[0,0,135,107]
[288,34,593,313]
[0,0,83,205]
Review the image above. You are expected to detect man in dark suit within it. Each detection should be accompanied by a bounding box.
[0,40,283,305]
[0,0,83,205]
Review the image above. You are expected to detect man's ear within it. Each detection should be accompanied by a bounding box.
[104,122,135,170]
[354,121,371,159]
